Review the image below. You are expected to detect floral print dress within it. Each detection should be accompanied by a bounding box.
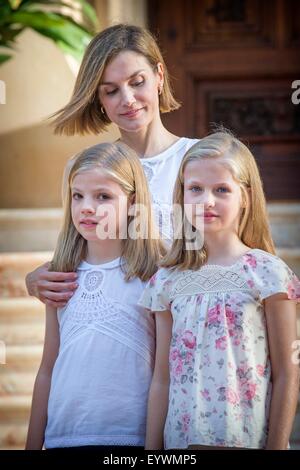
[139,249,300,449]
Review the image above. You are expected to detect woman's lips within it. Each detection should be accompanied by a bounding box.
[121,108,143,118]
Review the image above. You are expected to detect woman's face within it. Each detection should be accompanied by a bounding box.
[98,50,164,133]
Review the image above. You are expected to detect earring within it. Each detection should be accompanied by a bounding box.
[158,85,163,95]
[101,106,105,114]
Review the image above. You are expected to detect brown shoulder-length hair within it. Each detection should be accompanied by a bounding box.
[50,142,166,281]
[161,130,276,271]
[51,23,180,135]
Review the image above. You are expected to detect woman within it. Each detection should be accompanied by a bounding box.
[26,23,199,307]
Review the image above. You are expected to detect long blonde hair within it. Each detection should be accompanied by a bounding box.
[162,131,275,270]
[51,23,180,135]
[51,142,165,281]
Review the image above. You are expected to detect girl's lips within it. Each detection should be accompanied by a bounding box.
[203,214,218,221]
[80,221,98,228]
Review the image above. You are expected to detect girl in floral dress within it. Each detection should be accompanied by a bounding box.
[139,131,300,450]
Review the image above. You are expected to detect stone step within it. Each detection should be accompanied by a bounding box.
[0,245,299,299]
[0,208,62,252]
[0,298,44,323]
[276,247,300,277]
[0,371,36,396]
[0,445,25,450]
[4,345,42,372]
[0,252,53,297]
[291,418,300,447]
[0,395,31,422]
[0,203,299,252]
[0,322,45,345]
[268,203,300,249]
[290,397,300,447]
[0,423,28,449]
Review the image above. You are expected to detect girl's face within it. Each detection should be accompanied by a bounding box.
[98,50,163,133]
[71,168,131,242]
[183,158,244,236]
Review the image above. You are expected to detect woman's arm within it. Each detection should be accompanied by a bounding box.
[25,305,60,449]
[265,293,300,450]
[26,263,78,308]
[145,310,173,450]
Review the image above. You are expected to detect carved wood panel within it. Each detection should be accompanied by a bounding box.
[149,0,300,200]
[185,0,276,48]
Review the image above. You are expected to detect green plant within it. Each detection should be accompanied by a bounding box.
[0,0,98,65]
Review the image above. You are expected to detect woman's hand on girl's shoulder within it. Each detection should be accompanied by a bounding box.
[25,262,78,308]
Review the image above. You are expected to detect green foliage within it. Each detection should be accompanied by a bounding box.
[0,0,98,64]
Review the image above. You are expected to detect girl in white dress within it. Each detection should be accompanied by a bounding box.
[139,131,300,450]
[26,142,165,449]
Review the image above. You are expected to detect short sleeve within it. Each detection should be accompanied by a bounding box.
[252,253,300,302]
[138,269,172,312]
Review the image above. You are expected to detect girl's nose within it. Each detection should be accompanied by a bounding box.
[203,192,215,208]
[81,203,96,215]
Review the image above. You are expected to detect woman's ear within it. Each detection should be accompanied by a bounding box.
[156,62,164,87]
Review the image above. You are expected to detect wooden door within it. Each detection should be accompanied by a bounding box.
[148,0,300,200]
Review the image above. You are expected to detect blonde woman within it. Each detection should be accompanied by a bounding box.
[26,142,165,450]
[26,23,199,306]
[140,131,300,450]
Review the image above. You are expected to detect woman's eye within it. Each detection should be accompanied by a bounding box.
[106,89,117,95]
[132,79,144,87]
[72,193,82,200]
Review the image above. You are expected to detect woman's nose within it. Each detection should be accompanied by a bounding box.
[121,87,135,106]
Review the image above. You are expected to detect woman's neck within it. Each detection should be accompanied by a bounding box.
[85,239,123,265]
[204,232,250,266]
[119,119,179,158]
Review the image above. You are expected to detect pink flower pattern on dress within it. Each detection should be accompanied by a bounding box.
[256,365,265,377]
[226,388,239,405]
[139,249,300,449]
[215,336,227,350]
[245,254,257,268]
[182,331,196,349]
[287,276,300,299]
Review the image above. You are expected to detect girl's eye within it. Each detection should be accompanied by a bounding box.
[72,193,82,200]
[190,186,202,192]
[216,187,229,193]
[98,194,110,200]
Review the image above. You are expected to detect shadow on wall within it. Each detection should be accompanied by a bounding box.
[0,121,119,208]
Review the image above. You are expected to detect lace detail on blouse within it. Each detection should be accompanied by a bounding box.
[59,270,155,364]
[171,266,249,298]
[84,270,104,291]
[141,162,154,183]
[152,198,173,241]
